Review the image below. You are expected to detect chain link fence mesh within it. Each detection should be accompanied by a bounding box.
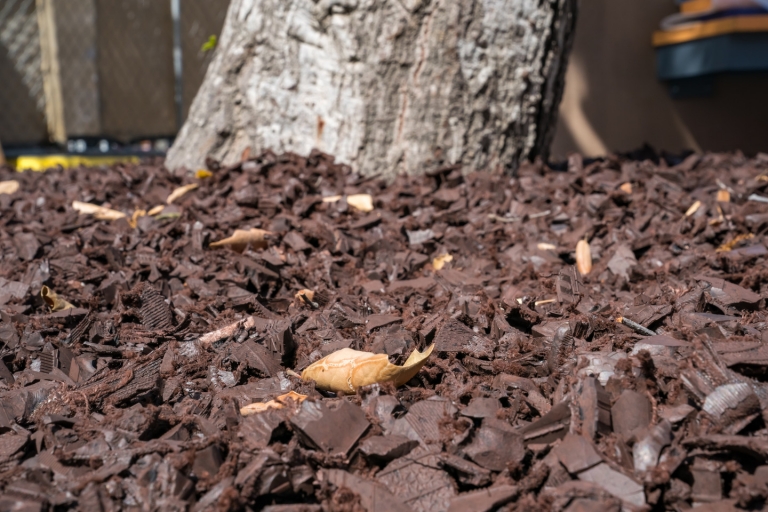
[96,0,177,140]
[0,0,230,147]
[0,0,47,145]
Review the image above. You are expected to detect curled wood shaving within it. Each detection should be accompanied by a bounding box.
[302,344,434,394]
[41,285,74,311]
[129,209,146,229]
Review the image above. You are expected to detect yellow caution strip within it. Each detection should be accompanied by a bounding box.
[653,14,768,46]
[12,155,139,172]
[681,0,713,14]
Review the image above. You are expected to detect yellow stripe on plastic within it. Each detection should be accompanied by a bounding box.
[681,0,713,14]
[653,14,768,46]
[12,155,139,172]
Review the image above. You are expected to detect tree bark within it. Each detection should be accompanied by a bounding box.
[167,0,577,178]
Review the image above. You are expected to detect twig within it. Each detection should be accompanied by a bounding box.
[488,214,520,223]
[529,209,552,219]
[748,194,768,204]
[197,316,258,348]
[488,209,551,224]
[617,316,657,336]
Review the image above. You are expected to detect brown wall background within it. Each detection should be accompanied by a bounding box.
[552,0,768,158]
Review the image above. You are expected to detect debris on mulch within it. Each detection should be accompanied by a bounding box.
[1,150,768,510]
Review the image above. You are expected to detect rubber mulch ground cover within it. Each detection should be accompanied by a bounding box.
[2,151,768,511]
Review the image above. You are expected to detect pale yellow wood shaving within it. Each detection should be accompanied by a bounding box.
[0,180,20,195]
[575,239,592,276]
[167,183,199,204]
[209,228,271,252]
[72,201,126,221]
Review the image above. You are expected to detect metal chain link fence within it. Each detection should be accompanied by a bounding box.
[0,0,229,149]
[0,0,47,145]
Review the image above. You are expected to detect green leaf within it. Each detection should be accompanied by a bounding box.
[201,35,217,53]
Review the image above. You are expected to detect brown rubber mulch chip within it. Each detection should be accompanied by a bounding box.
[1,150,768,510]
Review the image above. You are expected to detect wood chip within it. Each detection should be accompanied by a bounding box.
[0,180,20,195]
[432,253,453,270]
[240,391,308,416]
[295,289,315,302]
[322,194,374,212]
[72,201,126,220]
[716,189,730,202]
[347,194,374,212]
[147,205,165,216]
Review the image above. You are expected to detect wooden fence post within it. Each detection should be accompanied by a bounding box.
[36,0,100,144]
[36,0,65,144]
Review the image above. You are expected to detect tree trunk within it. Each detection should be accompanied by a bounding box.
[167,0,577,178]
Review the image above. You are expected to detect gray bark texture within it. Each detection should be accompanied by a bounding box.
[167,0,577,177]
